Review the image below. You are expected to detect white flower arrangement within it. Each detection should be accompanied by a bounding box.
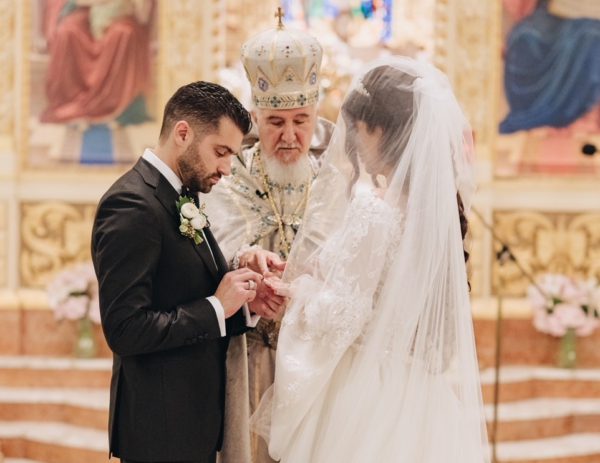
[176,195,209,245]
[528,274,600,337]
[47,262,101,324]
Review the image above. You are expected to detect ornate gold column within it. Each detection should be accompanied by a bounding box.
[0,0,15,139]
[0,0,16,292]
[433,0,501,301]
[159,0,227,105]
[0,202,6,287]
[434,0,501,181]
[225,0,279,65]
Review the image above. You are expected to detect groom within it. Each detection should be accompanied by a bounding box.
[92,81,283,463]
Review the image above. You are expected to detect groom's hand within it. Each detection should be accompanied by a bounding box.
[215,268,263,318]
[239,247,286,275]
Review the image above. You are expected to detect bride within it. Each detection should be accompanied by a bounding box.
[253,57,489,462]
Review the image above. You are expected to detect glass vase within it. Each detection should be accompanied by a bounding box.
[557,327,577,369]
[74,317,97,358]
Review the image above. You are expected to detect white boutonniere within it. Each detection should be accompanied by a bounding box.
[176,195,209,245]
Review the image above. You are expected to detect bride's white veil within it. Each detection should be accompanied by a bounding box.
[254,57,489,463]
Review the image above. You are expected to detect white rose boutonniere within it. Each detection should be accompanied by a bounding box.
[176,194,210,245]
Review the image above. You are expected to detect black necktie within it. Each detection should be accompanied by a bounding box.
[181,185,199,207]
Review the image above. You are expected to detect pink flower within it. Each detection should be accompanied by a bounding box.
[529,274,600,338]
[47,261,101,325]
[527,285,549,312]
[540,274,572,298]
[576,318,600,337]
[554,303,587,329]
[55,296,88,321]
[564,280,591,306]
[528,274,573,311]
[545,314,568,337]
[562,284,586,305]
[532,311,552,334]
[591,286,600,313]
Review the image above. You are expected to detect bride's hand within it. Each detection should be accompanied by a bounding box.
[249,276,287,319]
[264,276,293,298]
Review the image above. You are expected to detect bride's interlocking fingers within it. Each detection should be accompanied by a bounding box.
[249,280,287,319]
[264,277,292,298]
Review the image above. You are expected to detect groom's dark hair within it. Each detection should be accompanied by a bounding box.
[159,81,252,140]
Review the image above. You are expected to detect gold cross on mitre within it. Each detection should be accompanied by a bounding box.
[275,6,285,29]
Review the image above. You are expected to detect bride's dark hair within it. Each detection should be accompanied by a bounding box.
[341,65,470,268]
[341,66,415,189]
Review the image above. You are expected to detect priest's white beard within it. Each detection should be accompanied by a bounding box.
[261,151,313,186]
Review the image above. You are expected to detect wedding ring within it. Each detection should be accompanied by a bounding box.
[247,280,256,291]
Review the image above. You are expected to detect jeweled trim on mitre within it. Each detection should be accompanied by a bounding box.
[253,89,319,109]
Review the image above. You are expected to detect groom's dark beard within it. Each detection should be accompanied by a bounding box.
[261,151,312,186]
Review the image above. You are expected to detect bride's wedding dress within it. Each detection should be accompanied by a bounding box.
[253,57,489,463]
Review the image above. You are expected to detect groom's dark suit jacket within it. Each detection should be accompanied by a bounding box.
[92,158,247,461]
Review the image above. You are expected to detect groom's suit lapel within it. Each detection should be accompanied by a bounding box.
[134,158,220,282]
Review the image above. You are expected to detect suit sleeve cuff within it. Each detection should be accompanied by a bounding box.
[243,303,261,327]
[207,296,226,337]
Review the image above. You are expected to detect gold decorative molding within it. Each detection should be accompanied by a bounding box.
[492,211,600,296]
[159,0,227,103]
[434,0,500,157]
[0,0,15,137]
[20,202,96,287]
[0,201,6,287]
[224,0,279,66]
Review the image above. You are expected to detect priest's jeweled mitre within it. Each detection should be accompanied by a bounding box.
[241,9,323,109]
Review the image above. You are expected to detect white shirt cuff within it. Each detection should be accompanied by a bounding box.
[243,303,261,327]
[207,296,226,337]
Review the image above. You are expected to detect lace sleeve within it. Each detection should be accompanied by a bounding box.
[254,188,404,454]
[283,187,402,354]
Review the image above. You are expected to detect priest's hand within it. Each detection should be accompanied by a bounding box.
[239,247,286,276]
